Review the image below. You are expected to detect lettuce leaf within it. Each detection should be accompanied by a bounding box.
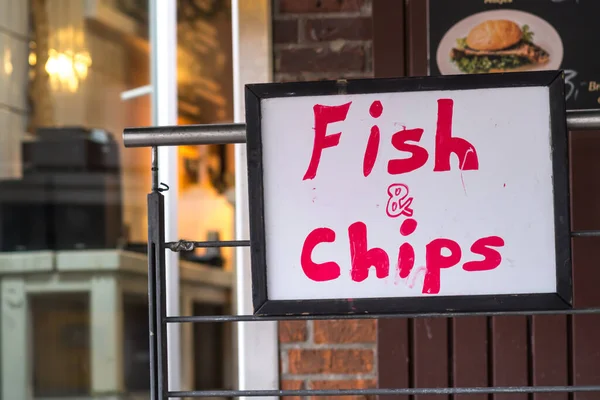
[453,55,531,74]
[521,24,534,43]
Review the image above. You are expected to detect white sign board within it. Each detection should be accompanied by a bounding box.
[245,71,571,316]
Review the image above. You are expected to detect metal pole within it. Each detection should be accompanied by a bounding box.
[147,190,168,400]
[123,109,600,148]
[149,0,180,396]
[124,123,246,148]
[564,109,600,131]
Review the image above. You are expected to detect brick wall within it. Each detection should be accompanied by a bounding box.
[272,1,376,398]
[279,320,377,400]
[272,0,373,82]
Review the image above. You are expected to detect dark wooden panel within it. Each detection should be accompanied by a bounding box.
[572,313,600,400]
[570,236,600,308]
[453,317,488,400]
[571,238,600,400]
[569,131,600,230]
[570,131,600,306]
[405,0,428,76]
[374,3,600,400]
[570,131,600,400]
[492,316,528,400]
[531,315,568,400]
[570,236,600,309]
[413,318,448,400]
[372,0,405,78]
[404,3,450,397]
[377,318,411,400]
[373,3,410,398]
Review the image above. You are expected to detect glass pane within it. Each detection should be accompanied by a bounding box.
[175,0,235,393]
[1,0,153,397]
[176,0,235,272]
[32,294,90,397]
[0,0,235,396]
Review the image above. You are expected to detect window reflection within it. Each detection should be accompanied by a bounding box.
[0,0,234,397]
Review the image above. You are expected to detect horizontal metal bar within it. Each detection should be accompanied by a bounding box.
[123,110,600,148]
[165,239,250,252]
[165,307,600,323]
[123,123,246,148]
[166,232,600,246]
[169,385,600,397]
[565,109,600,131]
[571,230,600,237]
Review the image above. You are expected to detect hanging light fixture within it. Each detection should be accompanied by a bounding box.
[43,44,91,92]
[29,1,93,94]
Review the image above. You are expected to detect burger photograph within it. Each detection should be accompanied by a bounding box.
[434,9,564,75]
[450,20,549,74]
[429,0,600,110]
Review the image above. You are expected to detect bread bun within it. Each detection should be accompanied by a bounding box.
[466,20,522,51]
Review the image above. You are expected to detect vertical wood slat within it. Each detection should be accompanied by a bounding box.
[570,132,600,400]
[531,316,568,400]
[571,238,600,400]
[405,0,428,77]
[413,318,448,400]
[377,319,411,400]
[572,312,600,400]
[404,2,452,398]
[453,317,488,400]
[372,0,405,78]
[492,316,528,400]
[373,2,410,399]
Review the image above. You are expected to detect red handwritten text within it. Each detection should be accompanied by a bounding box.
[300,98,495,294]
[303,99,479,180]
[304,102,352,180]
[363,101,383,177]
[300,218,504,294]
[386,183,414,218]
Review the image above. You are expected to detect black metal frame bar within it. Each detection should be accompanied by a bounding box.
[165,306,600,324]
[171,385,600,397]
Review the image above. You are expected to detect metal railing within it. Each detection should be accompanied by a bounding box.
[124,109,600,148]
[123,108,600,399]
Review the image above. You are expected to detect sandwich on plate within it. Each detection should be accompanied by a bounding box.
[450,19,550,74]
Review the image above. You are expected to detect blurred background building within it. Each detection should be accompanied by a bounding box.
[0,0,238,398]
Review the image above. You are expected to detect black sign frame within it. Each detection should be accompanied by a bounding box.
[245,70,572,317]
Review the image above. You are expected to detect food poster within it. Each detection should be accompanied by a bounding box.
[428,0,600,110]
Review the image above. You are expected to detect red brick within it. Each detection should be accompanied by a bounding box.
[314,320,376,344]
[277,44,365,74]
[304,17,372,42]
[281,379,305,400]
[279,0,365,14]
[288,349,374,374]
[310,379,377,400]
[274,19,299,44]
[279,321,308,343]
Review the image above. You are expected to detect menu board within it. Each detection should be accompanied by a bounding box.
[244,72,571,316]
[429,0,600,110]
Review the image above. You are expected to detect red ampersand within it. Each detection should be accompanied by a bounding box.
[386,183,414,218]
